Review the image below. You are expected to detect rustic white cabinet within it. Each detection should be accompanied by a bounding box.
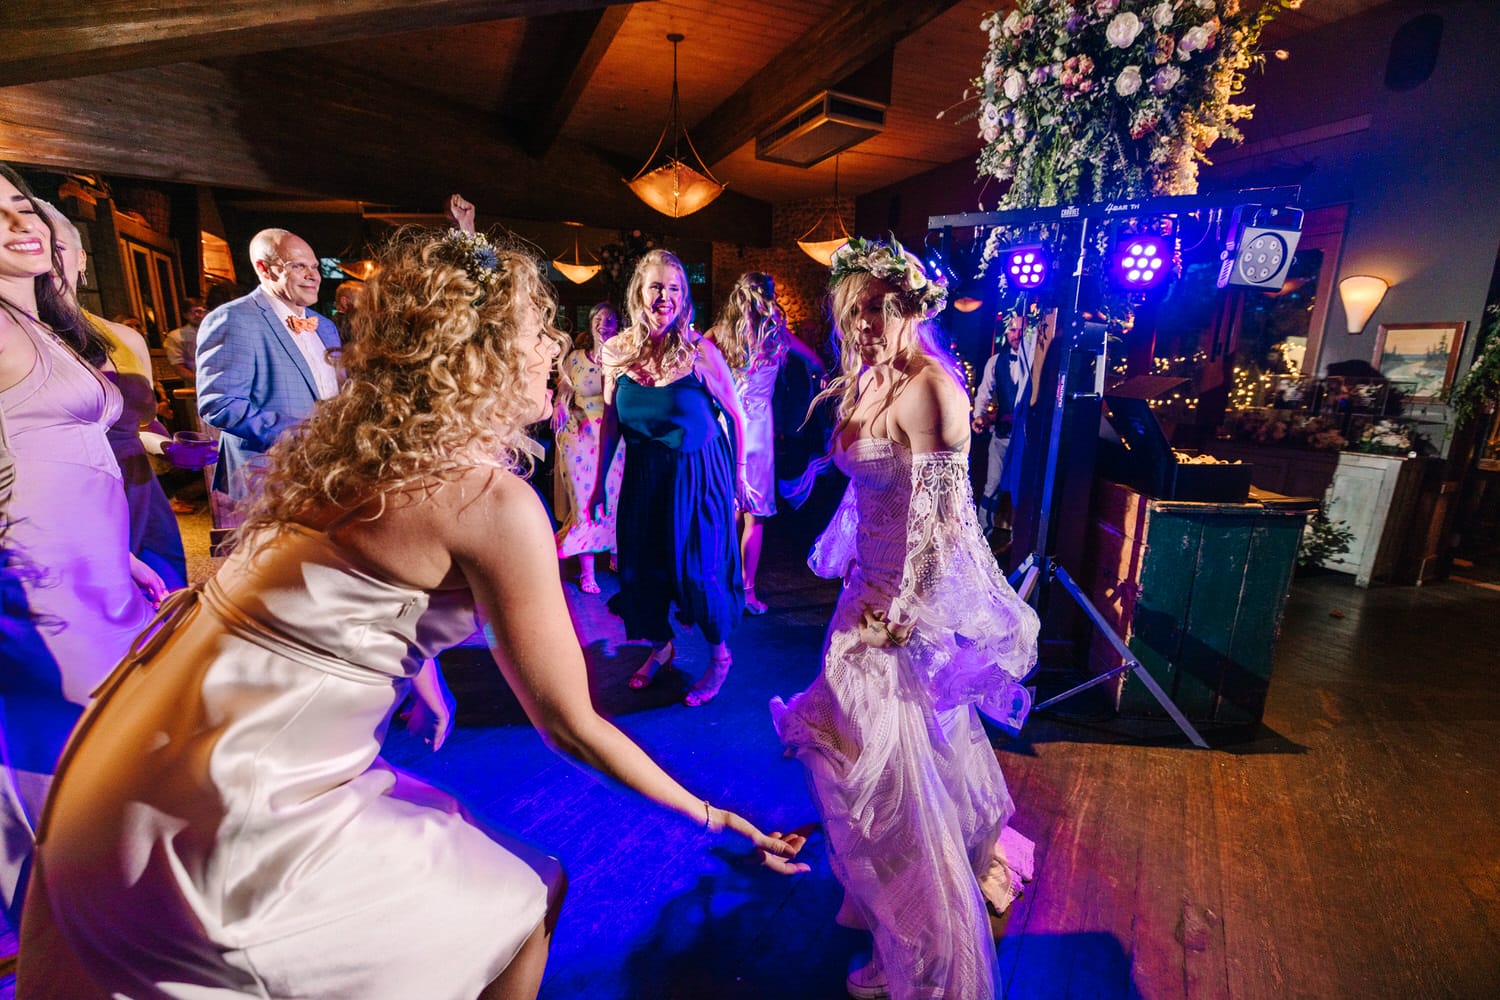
[1321,452,1428,586]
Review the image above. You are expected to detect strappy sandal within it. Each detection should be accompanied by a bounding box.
[628,641,674,689]
[743,587,768,615]
[684,650,731,707]
[578,573,601,595]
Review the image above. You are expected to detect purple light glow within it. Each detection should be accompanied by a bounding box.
[1110,234,1171,290]
[1004,244,1050,289]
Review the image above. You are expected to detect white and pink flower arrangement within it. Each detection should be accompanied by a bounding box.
[974,0,1299,210]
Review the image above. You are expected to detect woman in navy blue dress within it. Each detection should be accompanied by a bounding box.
[590,250,749,706]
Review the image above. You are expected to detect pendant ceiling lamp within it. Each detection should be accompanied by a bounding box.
[796,155,852,266]
[552,222,601,284]
[625,33,725,219]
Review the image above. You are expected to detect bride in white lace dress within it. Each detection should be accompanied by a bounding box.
[772,237,1040,1000]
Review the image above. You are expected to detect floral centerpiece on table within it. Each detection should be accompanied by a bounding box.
[974,0,1299,214]
[1352,419,1427,457]
[1219,408,1346,451]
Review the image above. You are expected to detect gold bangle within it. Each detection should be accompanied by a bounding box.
[702,800,724,833]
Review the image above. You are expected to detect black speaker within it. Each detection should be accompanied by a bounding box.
[1385,14,1443,91]
[1217,205,1303,291]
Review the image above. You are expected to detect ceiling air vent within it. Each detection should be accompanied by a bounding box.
[755,91,886,168]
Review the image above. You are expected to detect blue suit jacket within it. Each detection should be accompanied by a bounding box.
[196,288,340,500]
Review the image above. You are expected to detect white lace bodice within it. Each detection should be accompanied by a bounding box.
[834,437,911,597]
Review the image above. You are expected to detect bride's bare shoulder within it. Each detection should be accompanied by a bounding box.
[893,360,970,450]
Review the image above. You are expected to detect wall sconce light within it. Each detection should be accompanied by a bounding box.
[1338,274,1389,333]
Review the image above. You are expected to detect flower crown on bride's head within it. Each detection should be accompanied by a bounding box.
[828,235,947,319]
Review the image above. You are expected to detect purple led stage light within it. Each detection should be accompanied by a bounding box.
[1004,244,1051,289]
[1109,234,1170,291]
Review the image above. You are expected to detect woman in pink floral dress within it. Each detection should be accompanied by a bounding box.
[553,301,624,593]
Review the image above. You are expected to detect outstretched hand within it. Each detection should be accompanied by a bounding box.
[713,807,812,875]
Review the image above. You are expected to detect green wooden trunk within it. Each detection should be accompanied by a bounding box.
[1086,481,1309,725]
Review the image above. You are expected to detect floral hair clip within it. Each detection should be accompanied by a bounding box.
[829,234,948,319]
[440,228,504,291]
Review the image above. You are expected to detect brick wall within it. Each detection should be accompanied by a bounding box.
[709,195,852,350]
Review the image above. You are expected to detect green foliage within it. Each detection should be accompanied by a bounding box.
[1447,304,1500,425]
[1297,508,1353,568]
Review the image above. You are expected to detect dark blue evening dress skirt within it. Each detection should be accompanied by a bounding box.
[614,373,744,645]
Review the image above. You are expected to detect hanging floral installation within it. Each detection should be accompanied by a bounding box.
[974,0,1299,211]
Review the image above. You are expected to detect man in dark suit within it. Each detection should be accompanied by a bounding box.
[972,313,1029,538]
[197,229,341,510]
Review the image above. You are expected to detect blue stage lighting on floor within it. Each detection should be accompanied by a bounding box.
[1109,234,1171,291]
[1004,244,1051,290]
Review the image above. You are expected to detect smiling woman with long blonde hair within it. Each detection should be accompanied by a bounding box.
[589,249,751,707]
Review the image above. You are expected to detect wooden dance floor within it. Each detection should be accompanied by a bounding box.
[5,517,1499,999]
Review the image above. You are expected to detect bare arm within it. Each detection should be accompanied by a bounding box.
[892,363,971,456]
[693,339,752,507]
[450,471,805,867]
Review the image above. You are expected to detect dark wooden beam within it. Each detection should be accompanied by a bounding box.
[0,54,771,244]
[515,5,631,158]
[0,0,637,87]
[689,0,963,167]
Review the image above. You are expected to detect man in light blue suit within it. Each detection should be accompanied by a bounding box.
[197,228,341,506]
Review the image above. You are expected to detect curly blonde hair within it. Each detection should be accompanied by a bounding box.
[608,249,697,375]
[708,271,785,375]
[237,227,567,535]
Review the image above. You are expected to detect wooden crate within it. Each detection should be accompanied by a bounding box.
[1086,480,1308,726]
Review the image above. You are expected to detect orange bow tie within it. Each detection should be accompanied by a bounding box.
[286,315,319,335]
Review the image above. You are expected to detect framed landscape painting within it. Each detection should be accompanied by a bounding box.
[1372,321,1467,402]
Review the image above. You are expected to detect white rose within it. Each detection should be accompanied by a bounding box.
[1150,64,1183,92]
[1180,25,1211,53]
[1115,65,1143,96]
[1153,2,1174,27]
[1003,70,1026,101]
[1106,11,1144,48]
[1003,10,1022,34]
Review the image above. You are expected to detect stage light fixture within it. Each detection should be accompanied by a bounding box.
[1109,234,1171,291]
[1003,243,1051,290]
[1217,205,1303,291]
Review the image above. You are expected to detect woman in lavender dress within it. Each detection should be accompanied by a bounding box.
[708,272,822,614]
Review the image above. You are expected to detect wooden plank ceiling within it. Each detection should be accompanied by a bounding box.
[0,0,1395,244]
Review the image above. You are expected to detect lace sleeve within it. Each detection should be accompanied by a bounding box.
[807,480,858,580]
[889,450,1039,731]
